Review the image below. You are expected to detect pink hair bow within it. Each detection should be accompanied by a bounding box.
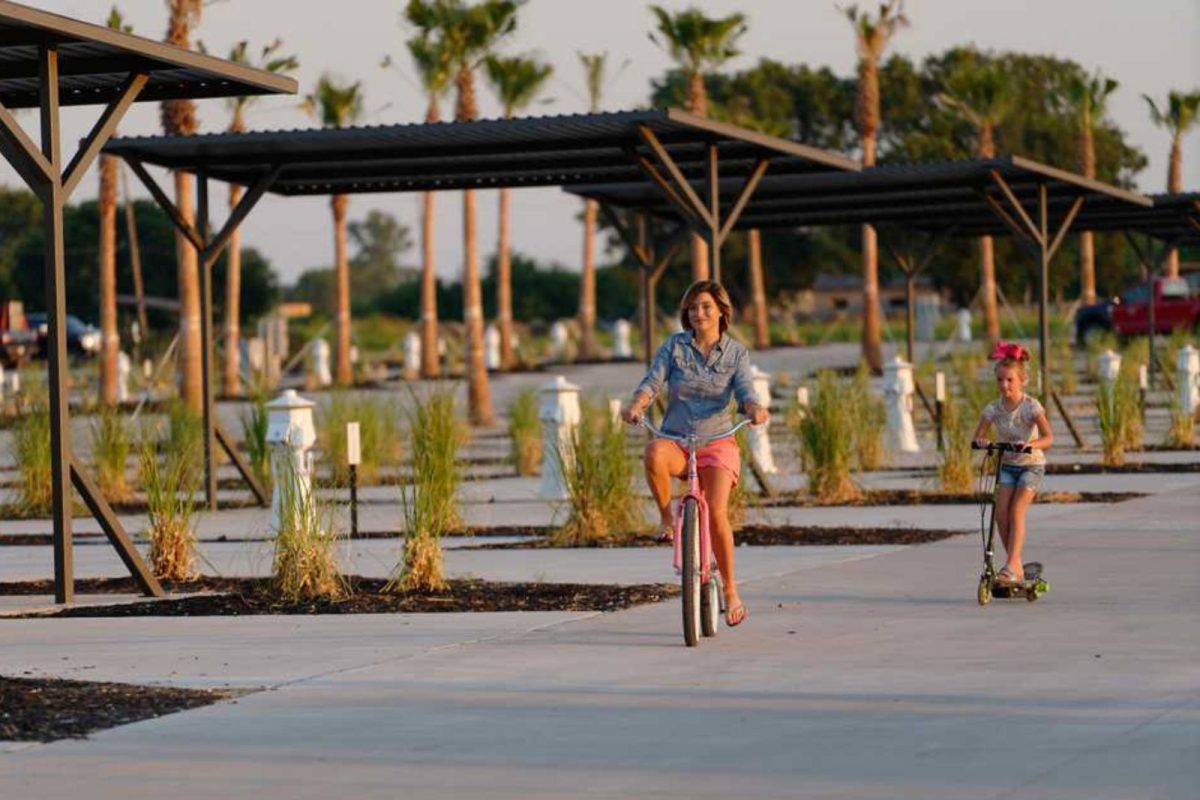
[989,341,1028,362]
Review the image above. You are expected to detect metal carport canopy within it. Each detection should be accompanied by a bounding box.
[0,0,297,606]
[102,108,860,514]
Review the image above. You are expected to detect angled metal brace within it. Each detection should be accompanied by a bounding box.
[988,170,1043,245]
[200,165,283,270]
[716,158,770,245]
[124,156,205,251]
[0,97,54,188]
[1045,195,1084,262]
[636,124,714,228]
[62,72,148,200]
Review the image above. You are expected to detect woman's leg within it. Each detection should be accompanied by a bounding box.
[644,439,686,529]
[1003,487,1037,579]
[699,466,744,624]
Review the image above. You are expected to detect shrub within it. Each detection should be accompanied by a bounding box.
[850,362,886,470]
[90,407,132,502]
[1096,373,1140,466]
[138,426,198,581]
[791,371,860,502]
[14,406,51,515]
[319,392,403,486]
[507,387,542,476]
[271,447,345,601]
[390,388,462,592]
[937,394,973,493]
[554,398,639,545]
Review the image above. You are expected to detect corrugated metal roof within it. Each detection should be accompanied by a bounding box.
[568,156,1163,239]
[102,108,860,195]
[0,1,296,108]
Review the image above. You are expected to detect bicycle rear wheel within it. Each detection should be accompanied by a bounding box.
[680,498,701,647]
[701,573,721,638]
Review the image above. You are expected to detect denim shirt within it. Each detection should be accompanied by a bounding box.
[634,331,758,439]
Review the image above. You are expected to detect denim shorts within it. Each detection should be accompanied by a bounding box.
[998,463,1045,492]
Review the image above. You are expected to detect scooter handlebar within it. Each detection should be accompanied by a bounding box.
[971,441,1033,454]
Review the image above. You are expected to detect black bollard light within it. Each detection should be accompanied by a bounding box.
[935,371,946,452]
[346,421,360,538]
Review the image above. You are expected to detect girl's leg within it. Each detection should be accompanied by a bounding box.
[699,466,744,624]
[1003,487,1037,579]
[644,439,686,529]
[995,484,1015,554]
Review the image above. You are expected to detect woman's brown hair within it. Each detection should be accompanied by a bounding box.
[678,280,734,335]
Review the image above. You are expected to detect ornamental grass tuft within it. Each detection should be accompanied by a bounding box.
[507,387,542,476]
[319,392,403,486]
[138,422,199,581]
[850,361,886,470]
[1096,372,1141,466]
[937,393,974,493]
[14,405,51,515]
[554,397,639,545]
[271,447,345,601]
[791,370,860,503]
[90,406,132,502]
[239,389,272,493]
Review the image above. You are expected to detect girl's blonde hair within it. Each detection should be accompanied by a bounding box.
[994,358,1029,381]
[679,280,734,335]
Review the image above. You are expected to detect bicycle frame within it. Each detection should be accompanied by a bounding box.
[643,418,753,584]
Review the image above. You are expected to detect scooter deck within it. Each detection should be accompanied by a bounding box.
[991,562,1047,599]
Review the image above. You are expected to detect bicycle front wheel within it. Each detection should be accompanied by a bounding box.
[681,498,701,647]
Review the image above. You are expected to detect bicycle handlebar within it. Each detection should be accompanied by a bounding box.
[640,417,755,445]
[971,441,1033,454]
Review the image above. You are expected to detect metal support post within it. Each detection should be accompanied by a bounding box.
[197,169,218,511]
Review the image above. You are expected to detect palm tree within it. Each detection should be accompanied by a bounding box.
[576,51,608,358]
[304,76,364,386]
[220,39,298,396]
[1144,90,1200,278]
[1059,71,1118,304]
[937,57,1015,344]
[841,0,907,372]
[648,5,747,282]
[98,6,131,407]
[397,31,453,379]
[485,54,552,370]
[406,0,519,426]
[161,0,204,412]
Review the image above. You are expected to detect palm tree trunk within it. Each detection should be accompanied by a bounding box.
[332,193,352,386]
[860,134,882,372]
[463,187,494,425]
[98,154,119,406]
[1079,119,1097,303]
[687,70,709,282]
[748,228,769,349]
[579,198,597,357]
[222,183,243,396]
[420,189,440,378]
[1167,136,1182,278]
[497,186,514,370]
[174,170,203,412]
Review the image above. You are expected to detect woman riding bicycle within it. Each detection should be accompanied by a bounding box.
[621,280,770,627]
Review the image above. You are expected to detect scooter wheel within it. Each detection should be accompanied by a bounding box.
[977,576,992,606]
[1026,589,1039,602]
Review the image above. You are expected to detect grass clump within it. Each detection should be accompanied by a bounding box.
[319,392,402,485]
[850,362,886,470]
[790,370,860,502]
[138,422,199,580]
[1164,396,1196,447]
[554,397,640,545]
[90,407,132,502]
[239,390,272,492]
[271,447,345,602]
[507,387,542,476]
[1096,373,1141,466]
[390,388,462,592]
[13,406,52,515]
[1056,338,1077,395]
[937,394,974,493]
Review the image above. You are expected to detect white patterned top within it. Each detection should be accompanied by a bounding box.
[981,394,1046,466]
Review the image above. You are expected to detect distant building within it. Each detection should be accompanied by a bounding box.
[789,272,948,318]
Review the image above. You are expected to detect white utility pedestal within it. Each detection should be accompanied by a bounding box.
[538,376,581,500]
[549,321,570,361]
[955,309,972,343]
[613,320,632,359]
[116,351,131,403]
[403,331,421,378]
[310,338,332,387]
[883,355,919,453]
[1178,344,1199,417]
[746,365,778,474]
[485,324,501,371]
[1098,349,1122,396]
[266,390,318,534]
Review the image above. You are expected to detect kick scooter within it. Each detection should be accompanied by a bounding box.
[971,441,1050,606]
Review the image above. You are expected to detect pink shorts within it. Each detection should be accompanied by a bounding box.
[668,436,741,486]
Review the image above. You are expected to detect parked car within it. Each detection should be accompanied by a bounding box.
[1074,275,1200,346]
[26,312,102,359]
[0,300,36,368]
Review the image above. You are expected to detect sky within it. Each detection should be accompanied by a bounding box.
[5,0,1200,288]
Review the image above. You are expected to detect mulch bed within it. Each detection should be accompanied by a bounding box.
[763,489,1145,507]
[1042,462,1200,474]
[1,576,678,617]
[1,675,237,742]
[456,525,965,550]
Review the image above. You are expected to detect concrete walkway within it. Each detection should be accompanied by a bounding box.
[2,477,1197,799]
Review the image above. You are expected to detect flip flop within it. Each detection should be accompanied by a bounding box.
[725,603,747,627]
[995,567,1024,586]
[656,521,674,543]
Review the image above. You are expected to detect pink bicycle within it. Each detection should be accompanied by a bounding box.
[642,417,753,647]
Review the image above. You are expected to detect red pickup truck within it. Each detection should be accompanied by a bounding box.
[1075,274,1200,345]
